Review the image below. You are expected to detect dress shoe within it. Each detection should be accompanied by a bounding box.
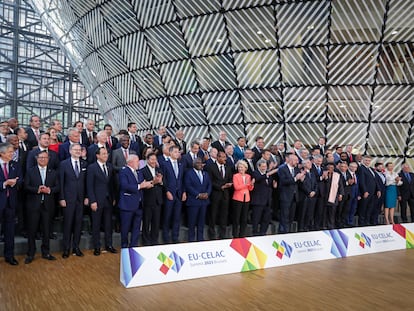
[73,248,84,257]
[62,250,70,259]
[105,246,118,254]
[42,254,56,261]
[49,233,57,240]
[25,256,34,264]
[5,257,19,266]
[93,248,101,256]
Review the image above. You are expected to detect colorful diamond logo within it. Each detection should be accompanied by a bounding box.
[272,240,293,259]
[355,232,371,248]
[157,251,185,275]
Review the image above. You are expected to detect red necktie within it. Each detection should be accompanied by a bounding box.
[107,136,112,148]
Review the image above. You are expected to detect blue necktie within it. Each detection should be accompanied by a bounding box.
[75,161,80,178]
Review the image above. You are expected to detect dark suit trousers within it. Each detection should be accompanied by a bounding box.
[336,195,350,228]
[187,204,207,242]
[314,196,326,230]
[0,199,15,259]
[279,198,296,233]
[300,196,316,231]
[348,195,358,225]
[208,193,229,239]
[359,195,374,226]
[91,201,113,249]
[326,204,337,229]
[251,204,271,235]
[142,203,162,245]
[120,208,142,248]
[232,200,249,238]
[400,198,414,222]
[162,197,182,243]
[27,201,52,256]
[370,195,384,225]
[63,201,83,250]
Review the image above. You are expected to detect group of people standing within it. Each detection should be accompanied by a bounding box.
[1,117,414,267]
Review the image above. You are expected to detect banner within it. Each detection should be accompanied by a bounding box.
[121,223,414,288]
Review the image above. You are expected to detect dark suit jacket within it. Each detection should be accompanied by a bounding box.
[0,160,23,208]
[184,169,212,207]
[118,166,144,211]
[211,140,229,153]
[81,129,97,147]
[59,158,87,204]
[17,145,29,177]
[25,127,44,150]
[157,155,170,170]
[108,136,119,151]
[358,165,379,196]
[299,171,319,199]
[398,171,414,200]
[205,162,233,201]
[277,164,300,203]
[87,144,112,164]
[339,170,353,200]
[140,165,163,206]
[174,139,187,155]
[162,160,185,199]
[24,166,59,208]
[26,148,59,171]
[251,170,273,206]
[181,152,200,172]
[87,162,114,208]
[251,146,262,163]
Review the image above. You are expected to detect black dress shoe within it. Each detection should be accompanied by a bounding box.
[62,250,70,259]
[49,233,57,240]
[5,257,19,266]
[25,256,34,264]
[42,254,57,261]
[93,248,101,256]
[73,248,84,257]
[105,246,118,254]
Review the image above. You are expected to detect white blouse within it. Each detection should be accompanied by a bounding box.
[385,171,402,186]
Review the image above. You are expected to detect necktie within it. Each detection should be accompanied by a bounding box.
[124,149,128,160]
[317,166,321,175]
[88,132,93,144]
[3,163,9,197]
[133,170,138,181]
[220,165,225,178]
[35,130,39,142]
[131,134,136,143]
[74,161,80,178]
[13,150,18,162]
[20,141,26,151]
[40,167,46,184]
[103,164,108,176]
[173,161,179,178]
[198,171,203,183]
[291,168,295,177]
[406,173,411,183]
[107,136,112,148]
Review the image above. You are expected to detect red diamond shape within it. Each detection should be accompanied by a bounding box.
[276,251,283,259]
[159,264,169,275]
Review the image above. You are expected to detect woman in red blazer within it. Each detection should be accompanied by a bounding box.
[232,160,254,238]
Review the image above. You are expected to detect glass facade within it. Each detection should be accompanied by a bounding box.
[0,0,102,129]
[22,0,414,165]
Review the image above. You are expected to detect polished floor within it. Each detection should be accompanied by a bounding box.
[1,249,413,310]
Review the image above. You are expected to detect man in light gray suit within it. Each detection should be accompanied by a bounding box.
[111,135,137,173]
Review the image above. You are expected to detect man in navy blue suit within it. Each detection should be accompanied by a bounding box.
[162,145,186,243]
[26,132,59,171]
[118,154,153,248]
[0,143,23,265]
[59,143,88,258]
[358,155,380,226]
[87,147,117,255]
[87,130,112,164]
[277,154,305,233]
[181,140,201,172]
[184,158,212,242]
[25,115,43,150]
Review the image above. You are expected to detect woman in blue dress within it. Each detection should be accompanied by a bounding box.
[384,162,402,225]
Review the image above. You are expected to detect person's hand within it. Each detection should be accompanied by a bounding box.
[166,191,173,201]
[90,202,98,212]
[59,200,67,208]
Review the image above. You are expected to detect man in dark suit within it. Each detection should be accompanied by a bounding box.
[25,115,43,150]
[162,145,186,243]
[157,143,171,171]
[358,155,380,226]
[59,128,82,161]
[104,124,118,151]
[0,143,23,265]
[311,155,326,230]
[347,162,360,226]
[314,137,327,156]
[174,130,187,155]
[198,137,211,163]
[153,125,167,147]
[24,150,59,264]
[211,131,230,153]
[181,140,201,172]
[26,133,59,171]
[251,159,276,235]
[59,143,88,258]
[298,159,318,231]
[87,147,116,255]
[141,152,163,246]
[184,158,212,242]
[118,154,152,248]
[225,144,236,172]
[81,119,97,147]
[251,136,265,164]
[398,163,414,223]
[337,162,354,228]
[205,151,233,239]
[277,154,305,233]
[372,162,386,225]
[87,130,112,164]
[127,122,143,151]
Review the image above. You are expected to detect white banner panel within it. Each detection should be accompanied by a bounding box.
[120,223,414,288]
